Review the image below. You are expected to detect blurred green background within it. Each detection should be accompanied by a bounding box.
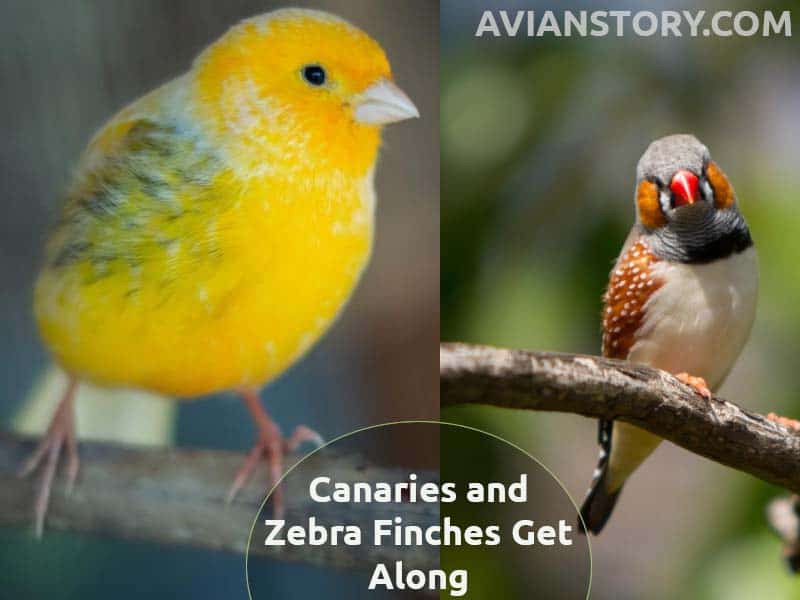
[441,1,800,598]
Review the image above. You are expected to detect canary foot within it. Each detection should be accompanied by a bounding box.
[226,388,323,517]
[18,378,79,538]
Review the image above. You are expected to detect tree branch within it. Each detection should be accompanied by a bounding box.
[0,432,437,570]
[441,342,800,493]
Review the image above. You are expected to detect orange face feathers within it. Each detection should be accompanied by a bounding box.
[206,11,391,102]
[706,161,735,209]
[189,9,417,178]
[635,180,667,230]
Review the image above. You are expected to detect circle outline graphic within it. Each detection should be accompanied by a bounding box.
[244,419,593,600]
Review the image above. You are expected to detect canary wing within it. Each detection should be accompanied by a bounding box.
[42,116,226,280]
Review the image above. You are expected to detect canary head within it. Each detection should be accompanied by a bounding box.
[191,9,418,176]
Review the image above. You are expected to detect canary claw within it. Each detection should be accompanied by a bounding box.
[18,378,79,537]
[227,390,321,518]
[767,413,800,432]
[675,372,712,398]
[226,432,284,517]
[285,425,324,453]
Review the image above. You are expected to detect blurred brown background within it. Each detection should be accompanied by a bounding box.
[0,1,438,598]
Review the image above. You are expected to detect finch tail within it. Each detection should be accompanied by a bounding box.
[578,419,621,535]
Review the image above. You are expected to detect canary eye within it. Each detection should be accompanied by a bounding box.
[302,65,326,86]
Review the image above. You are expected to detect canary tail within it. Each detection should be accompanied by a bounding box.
[13,366,176,446]
[578,419,621,535]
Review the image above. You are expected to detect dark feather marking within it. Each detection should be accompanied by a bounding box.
[683,226,753,264]
[578,419,621,534]
[79,188,121,216]
[45,118,222,278]
[52,241,92,268]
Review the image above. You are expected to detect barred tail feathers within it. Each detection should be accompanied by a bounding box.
[579,419,662,534]
[579,419,620,534]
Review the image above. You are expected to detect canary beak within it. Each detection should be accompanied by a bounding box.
[670,169,700,207]
[354,79,419,125]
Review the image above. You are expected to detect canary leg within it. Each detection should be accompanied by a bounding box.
[675,372,712,398]
[226,389,323,516]
[18,377,79,537]
[767,413,800,431]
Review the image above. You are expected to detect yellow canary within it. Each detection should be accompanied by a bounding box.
[23,8,418,535]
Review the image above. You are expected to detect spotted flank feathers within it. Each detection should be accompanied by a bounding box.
[579,135,759,536]
[601,239,663,359]
[580,237,663,534]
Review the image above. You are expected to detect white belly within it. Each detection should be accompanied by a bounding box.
[628,246,758,390]
[607,246,758,489]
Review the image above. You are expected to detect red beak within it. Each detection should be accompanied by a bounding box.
[669,170,699,207]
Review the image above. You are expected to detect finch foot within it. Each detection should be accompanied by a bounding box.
[18,378,79,538]
[767,413,800,432]
[226,389,323,517]
[675,372,712,398]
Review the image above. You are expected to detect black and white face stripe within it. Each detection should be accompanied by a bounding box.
[700,178,714,203]
[587,418,614,489]
[658,187,672,215]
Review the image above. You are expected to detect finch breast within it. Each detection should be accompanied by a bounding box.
[34,117,374,398]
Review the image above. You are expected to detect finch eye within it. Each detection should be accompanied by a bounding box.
[302,65,326,86]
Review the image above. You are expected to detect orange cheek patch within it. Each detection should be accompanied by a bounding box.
[636,180,666,229]
[706,161,734,209]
